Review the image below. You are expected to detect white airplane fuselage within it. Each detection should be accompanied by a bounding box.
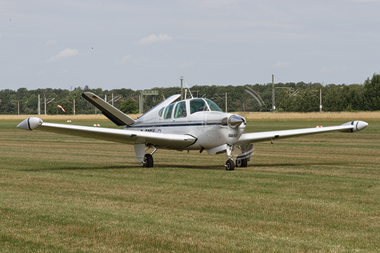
[127,110,246,150]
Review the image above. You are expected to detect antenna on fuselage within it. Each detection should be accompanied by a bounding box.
[182,77,194,99]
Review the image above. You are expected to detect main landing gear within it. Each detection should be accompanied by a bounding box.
[143,153,154,167]
[236,158,248,168]
[142,146,157,167]
[135,143,156,168]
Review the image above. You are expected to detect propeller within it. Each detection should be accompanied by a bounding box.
[228,115,244,128]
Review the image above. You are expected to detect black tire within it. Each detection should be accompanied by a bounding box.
[225,159,235,171]
[143,154,154,167]
[236,158,248,167]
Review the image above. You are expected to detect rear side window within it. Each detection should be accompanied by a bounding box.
[174,101,187,118]
[158,107,165,117]
[163,104,174,119]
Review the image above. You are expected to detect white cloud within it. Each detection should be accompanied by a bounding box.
[273,61,291,68]
[48,48,79,62]
[117,55,132,64]
[44,40,57,46]
[346,0,380,2]
[320,65,347,73]
[179,61,193,69]
[135,33,173,45]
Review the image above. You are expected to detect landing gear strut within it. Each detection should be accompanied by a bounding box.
[225,145,235,171]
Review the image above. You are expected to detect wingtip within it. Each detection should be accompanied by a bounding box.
[356,121,368,131]
[17,117,43,130]
[341,120,369,132]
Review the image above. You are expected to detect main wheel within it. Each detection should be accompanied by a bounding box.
[225,159,235,171]
[143,154,154,167]
[236,158,248,167]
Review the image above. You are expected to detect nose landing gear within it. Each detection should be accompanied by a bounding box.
[225,159,235,171]
[224,144,251,170]
[224,145,235,171]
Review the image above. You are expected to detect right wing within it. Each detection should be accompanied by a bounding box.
[237,120,368,145]
[17,117,196,149]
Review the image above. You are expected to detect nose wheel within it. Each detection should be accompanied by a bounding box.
[225,159,235,171]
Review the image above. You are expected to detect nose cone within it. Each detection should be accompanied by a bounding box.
[17,117,43,130]
[229,115,245,128]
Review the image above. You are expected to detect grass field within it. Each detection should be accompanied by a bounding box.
[1,113,379,252]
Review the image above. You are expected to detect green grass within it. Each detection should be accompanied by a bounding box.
[1,117,379,252]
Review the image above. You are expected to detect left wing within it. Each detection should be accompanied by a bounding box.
[237,120,368,144]
[17,117,196,149]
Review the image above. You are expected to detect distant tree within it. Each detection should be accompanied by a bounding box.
[118,98,138,114]
[2,75,380,114]
[323,84,344,111]
[363,73,380,110]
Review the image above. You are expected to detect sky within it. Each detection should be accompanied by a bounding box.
[1,0,380,91]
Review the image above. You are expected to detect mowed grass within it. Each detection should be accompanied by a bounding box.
[0,115,379,252]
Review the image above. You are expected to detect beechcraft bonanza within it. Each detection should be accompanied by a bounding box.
[17,92,368,170]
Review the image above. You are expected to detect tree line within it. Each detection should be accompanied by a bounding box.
[1,73,379,115]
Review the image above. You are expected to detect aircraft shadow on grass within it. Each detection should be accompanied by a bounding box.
[22,161,346,172]
[252,162,349,168]
[22,164,223,172]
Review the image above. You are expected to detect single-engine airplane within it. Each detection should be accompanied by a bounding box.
[17,92,368,170]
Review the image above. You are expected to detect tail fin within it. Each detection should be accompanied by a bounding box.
[82,92,135,126]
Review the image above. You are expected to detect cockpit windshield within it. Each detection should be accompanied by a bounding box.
[159,98,223,118]
[205,99,223,112]
[190,98,223,114]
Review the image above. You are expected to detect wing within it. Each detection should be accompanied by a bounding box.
[17,117,196,149]
[82,92,135,126]
[237,120,368,144]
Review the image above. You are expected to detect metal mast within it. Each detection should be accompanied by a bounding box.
[180,76,184,100]
[272,74,275,113]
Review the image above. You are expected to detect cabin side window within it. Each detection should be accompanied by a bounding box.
[190,99,208,114]
[174,101,187,118]
[158,107,165,117]
[163,104,174,119]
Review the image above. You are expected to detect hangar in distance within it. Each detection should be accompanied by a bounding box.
[17,92,368,170]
